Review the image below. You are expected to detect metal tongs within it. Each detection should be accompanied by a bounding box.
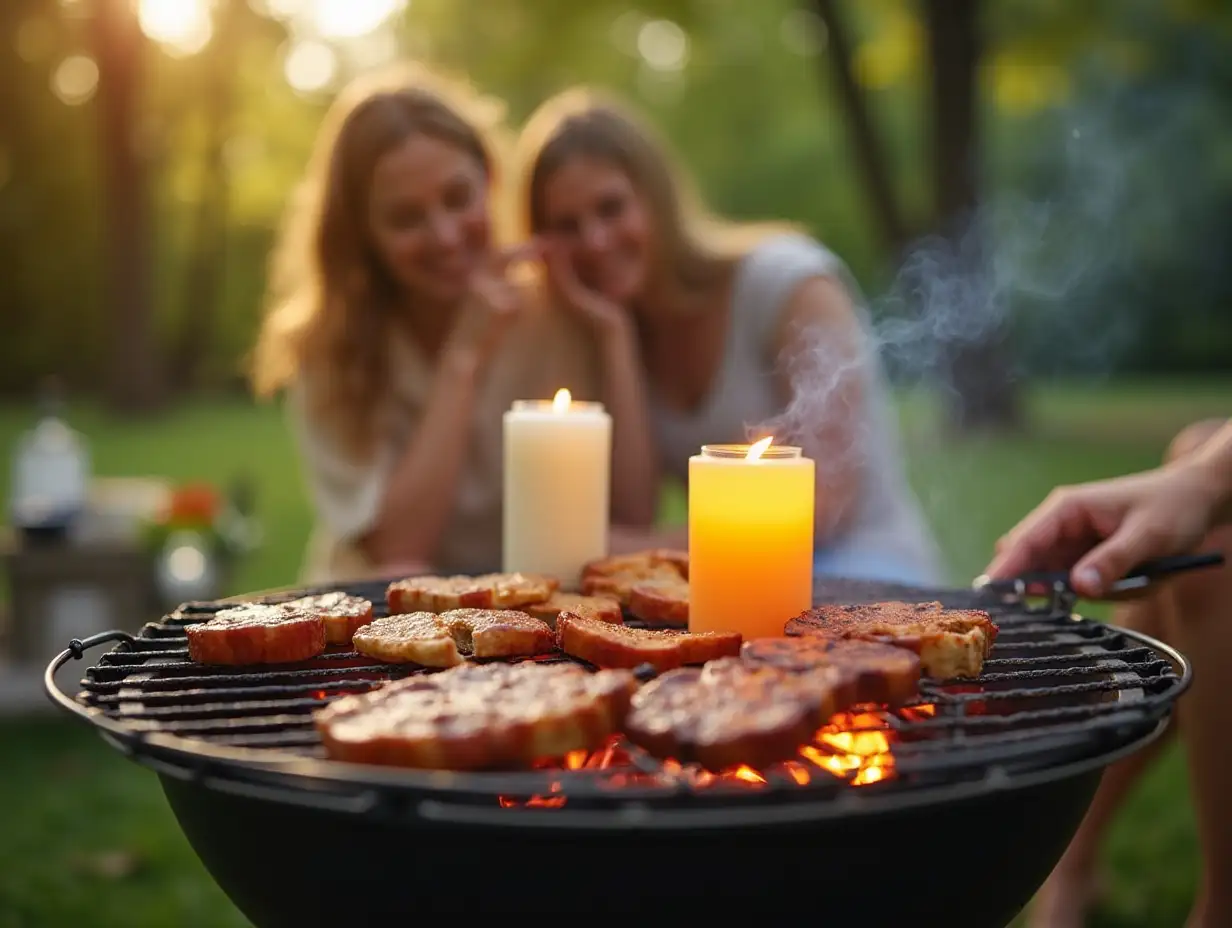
[973,552,1226,606]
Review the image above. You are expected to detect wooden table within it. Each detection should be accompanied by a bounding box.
[1,530,159,666]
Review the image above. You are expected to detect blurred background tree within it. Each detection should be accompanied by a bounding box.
[1,0,1229,427]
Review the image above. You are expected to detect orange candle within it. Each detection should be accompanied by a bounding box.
[688,440,815,640]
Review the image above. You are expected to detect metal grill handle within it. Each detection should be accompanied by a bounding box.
[44,631,136,719]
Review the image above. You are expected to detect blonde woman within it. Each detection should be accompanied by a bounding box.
[515,88,942,584]
[252,67,633,584]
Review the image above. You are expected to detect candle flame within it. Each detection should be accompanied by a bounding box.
[552,388,571,414]
[746,436,773,461]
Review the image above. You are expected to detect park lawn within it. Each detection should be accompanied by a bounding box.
[0,378,1227,927]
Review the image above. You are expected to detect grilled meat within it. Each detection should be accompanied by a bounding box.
[627,579,689,627]
[353,609,555,668]
[387,572,558,614]
[315,661,639,770]
[580,549,688,605]
[185,603,326,665]
[523,592,623,629]
[624,658,841,771]
[785,601,997,680]
[282,592,374,646]
[582,549,689,579]
[441,609,556,659]
[741,637,920,706]
[353,613,460,667]
[556,611,740,672]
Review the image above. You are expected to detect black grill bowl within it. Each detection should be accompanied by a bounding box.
[151,736,1132,926]
[46,578,1191,927]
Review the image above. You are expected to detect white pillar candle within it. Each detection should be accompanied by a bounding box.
[502,389,612,589]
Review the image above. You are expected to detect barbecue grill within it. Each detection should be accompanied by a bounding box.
[46,576,1190,927]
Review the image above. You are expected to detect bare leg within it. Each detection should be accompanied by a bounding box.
[1027,595,1177,928]
[1028,419,1228,928]
[1159,519,1232,928]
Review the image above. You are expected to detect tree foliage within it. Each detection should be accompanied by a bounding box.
[0,0,1229,403]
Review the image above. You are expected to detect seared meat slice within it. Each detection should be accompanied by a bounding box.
[625,658,841,771]
[387,572,558,614]
[282,592,374,646]
[524,592,623,629]
[353,609,555,668]
[580,549,687,605]
[741,637,920,706]
[185,603,325,665]
[315,661,638,770]
[627,579,689,627]
[785,601,997,680]
[556,611,739,672]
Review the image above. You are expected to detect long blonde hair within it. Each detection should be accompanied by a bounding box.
[515,87,797,300]
[251,62,511,458]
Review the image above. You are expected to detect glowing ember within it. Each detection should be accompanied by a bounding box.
[781,761,813,785]
[498,780,567,809]
[495,705,940,806]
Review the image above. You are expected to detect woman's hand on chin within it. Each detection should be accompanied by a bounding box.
[449,243,539,366]
[540,237,631,342]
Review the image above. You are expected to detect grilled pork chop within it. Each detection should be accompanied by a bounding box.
[582,549,689,580]
[387,572,558,614]
[315,661,638,770]
[185,603,326,665]
[523,592,623,628]
[627,579,689,627]
[555,611,739,672]
[625,658,841,771]
[785,601,997,680]
[740,637,920,706]
[353,609,555,668]
[282,592,374,646]
[580,549,688,605]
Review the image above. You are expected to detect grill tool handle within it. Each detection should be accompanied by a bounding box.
[974,551,1226,602]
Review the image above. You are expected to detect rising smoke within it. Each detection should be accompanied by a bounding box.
[759,80,1216,451]
[753,75,1225,559]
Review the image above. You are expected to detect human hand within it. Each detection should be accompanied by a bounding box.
[984,459,1222,598]
[540,237,630,340]
[448,243,539,366]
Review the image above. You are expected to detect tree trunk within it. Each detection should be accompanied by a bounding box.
[94,0,162,414]
[923,0,1021,432]
[169,0,241,393]
[809,0,911,256]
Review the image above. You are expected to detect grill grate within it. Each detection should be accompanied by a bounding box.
[71,578,1185,802]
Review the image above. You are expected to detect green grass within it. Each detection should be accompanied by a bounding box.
[0,378,1227,927]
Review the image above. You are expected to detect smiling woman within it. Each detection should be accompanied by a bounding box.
[515,89,944,584]
[248,64,611,585]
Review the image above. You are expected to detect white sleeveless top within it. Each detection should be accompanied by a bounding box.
[650,233,943,580]
[288,302,603,584]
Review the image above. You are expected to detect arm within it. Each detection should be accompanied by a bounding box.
[358,248,529,566]
[594,318,660,527]
[540,242,659,527]
[770,275,868,543]
[986,418,1232,597]
[357,347,482,566]
[1190,420,1232,526]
